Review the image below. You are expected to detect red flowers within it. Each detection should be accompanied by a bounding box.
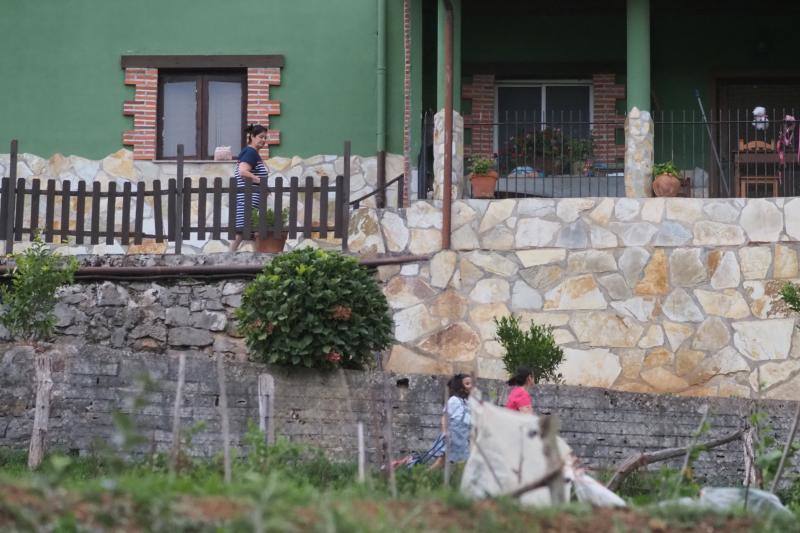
[325,351,342,364]
[330,305,352,321]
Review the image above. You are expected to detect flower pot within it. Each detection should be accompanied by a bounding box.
[470,171,498,199]
[254,232,288,253]
[652,173,682,197]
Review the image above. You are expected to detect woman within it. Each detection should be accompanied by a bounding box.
[230,124,270,252]
[393,374,473,469]
[505,367,534,414]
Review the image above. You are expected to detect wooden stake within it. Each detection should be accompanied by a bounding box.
[28,348,53,470]
[357,421,366,483]
[382,376,396,497]
[442,379,451,486]
[770,402,800,493]
[257,374,275,445]
[169,352,186,472]
[677,404,709,486]
[216,354,231,484]
[540,415,565,505]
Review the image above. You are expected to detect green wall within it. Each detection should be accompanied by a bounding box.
[0,0,411,159]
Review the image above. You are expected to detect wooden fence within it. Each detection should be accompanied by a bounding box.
[1,141,353,254]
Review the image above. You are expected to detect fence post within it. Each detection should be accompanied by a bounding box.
[257,374,275,445]
[174,144,184,254]
[342,141,351,252]
[5,140,18,254]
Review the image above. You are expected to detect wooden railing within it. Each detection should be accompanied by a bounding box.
[1,141,353,253]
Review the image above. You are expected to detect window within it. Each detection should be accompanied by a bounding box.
[158,70,246,160]
[495,82,592,151]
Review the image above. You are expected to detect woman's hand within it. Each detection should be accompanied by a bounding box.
[238,161,260,183]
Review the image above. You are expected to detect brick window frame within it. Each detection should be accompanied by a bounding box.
[121,55,283,160]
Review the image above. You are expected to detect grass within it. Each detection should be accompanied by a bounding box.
[1,432,800,532]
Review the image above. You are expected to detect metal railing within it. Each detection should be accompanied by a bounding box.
[654,109,800,198]
[464,112,626,198]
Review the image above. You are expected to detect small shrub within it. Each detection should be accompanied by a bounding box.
[468,156,494,175]
[653,161,681,178]
[0,238,78,342]
[780,282,800,313]
[251,207,289,228]
[494,314,564,383]
[236,248,393,369]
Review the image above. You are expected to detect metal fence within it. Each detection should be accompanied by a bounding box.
[464,111,627,198]
[462,109,800,199]
[0,141,353,254]
[654,109,800,199]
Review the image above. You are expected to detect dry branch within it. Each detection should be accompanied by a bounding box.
[606,429,744,492]
[770,402,800,493]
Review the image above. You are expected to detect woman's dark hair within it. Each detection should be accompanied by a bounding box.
[245,123,268,142]
[448,373,470,399]
[507,367,533,387]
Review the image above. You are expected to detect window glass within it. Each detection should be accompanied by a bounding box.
[545,85,591,138]
[207,80,243,156]
[496,86,542,158]
[162,80,197,158]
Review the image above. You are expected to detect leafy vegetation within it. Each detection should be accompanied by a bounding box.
[494,314,564,383]
[0,238,78,342]
[236,248,393,369]
[251,207,289,228]
[653,161,682,178]
[467,156,495,176]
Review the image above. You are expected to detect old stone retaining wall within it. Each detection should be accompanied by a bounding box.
[351,197,800,402]
[2,344,797,486]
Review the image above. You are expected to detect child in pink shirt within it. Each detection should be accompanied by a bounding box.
[505,367,534,414]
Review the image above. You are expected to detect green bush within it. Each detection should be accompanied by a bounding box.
[235,248,393,369]
[653,161,681,178]
[0,238,78,342]
[494,314,564,383]
[468,156,495,175]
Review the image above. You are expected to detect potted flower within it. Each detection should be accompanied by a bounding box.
[251,207,289,253]
[469,156,498,198]
[652,161,682,197]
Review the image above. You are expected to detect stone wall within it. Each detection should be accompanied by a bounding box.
[351,197,800,401]
[2,344,797,486]
[0,149,404,254]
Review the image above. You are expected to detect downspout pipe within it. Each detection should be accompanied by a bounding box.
[442,0,454,249]
[376,0,387,207]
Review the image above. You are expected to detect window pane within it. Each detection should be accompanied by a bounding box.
[545,86,591,138]
[207,80,243,157]
[496,86,542,161]
[162,80,197,157]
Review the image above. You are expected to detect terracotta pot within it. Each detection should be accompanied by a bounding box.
[254,233,288,253]
[470,171,499,199]
[652,173,682,197]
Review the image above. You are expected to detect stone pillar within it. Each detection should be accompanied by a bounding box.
[433,109,464,200]
[624,107,654,197]
[625,0,652,197]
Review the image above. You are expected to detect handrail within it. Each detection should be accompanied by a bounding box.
[349,174,404,208]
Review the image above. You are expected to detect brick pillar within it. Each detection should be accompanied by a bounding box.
[246,68,282,159]
[462,74,495,158]
[123,68,158,160]
[592,73,626,167]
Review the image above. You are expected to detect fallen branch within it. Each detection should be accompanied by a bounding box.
[770,402,800,493]
[505,460,565,498]
[606,429,744,492]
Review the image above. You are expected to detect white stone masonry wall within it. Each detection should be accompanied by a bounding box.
[350,197,800,402]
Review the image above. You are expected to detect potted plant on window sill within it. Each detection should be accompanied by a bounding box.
[652,161,682,197]
[469,156,498,199]
[251,208,290,253]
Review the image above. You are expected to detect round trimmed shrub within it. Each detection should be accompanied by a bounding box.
[236,248,393,369]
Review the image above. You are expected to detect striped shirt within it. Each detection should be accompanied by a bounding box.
[234,146,268,229]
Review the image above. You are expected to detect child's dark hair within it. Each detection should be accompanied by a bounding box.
[507,367,533,386]
[245,123,267,141]
[448,373,470,399]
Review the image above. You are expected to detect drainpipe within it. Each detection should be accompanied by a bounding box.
[376,0,387,208]
[442,0,454,249]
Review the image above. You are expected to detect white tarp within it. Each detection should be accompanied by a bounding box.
[460,394,574,506]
